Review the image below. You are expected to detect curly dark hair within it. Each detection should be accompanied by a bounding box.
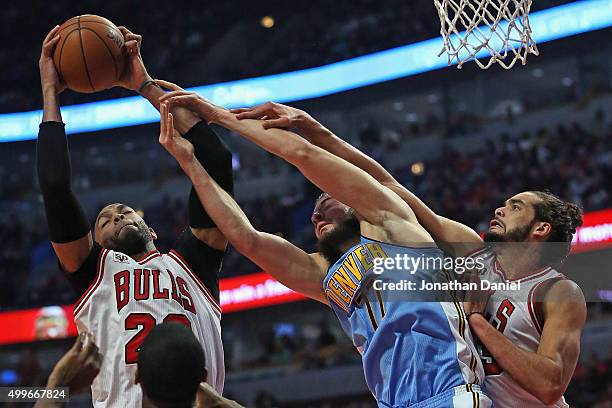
[529,191,583,267]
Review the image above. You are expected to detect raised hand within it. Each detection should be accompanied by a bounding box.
[462,270,494,319]
[155,79,184,92]
[39,25,65,95]
[158,102,195,168]
[116,26,151,92]
[231,101,314,131]
[46,332,103,393]
[158,85,226,124]
[196,382,245,408]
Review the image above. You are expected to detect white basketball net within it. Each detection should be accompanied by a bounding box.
[434,0,539,69]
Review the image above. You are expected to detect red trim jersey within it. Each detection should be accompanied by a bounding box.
[471,248,569,408]
[67,234,224,408]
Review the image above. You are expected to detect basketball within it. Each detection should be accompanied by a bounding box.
[53,15,126,93]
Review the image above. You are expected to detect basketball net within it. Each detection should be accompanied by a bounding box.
[434,0,539,69]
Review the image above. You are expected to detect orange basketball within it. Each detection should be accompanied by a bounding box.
[53,15,126,93]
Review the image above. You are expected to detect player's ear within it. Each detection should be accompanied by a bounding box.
[149,228,158,241]
[532,221,551,240]
[202,369,207,382]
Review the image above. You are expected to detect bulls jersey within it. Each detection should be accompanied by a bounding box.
[472,247,569,408]
[323,236,490,407]
[66,230,224,408]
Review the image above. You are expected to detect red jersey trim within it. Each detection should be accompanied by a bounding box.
[137,250,161,264]
[494,259,552,282]
[74,248,109,317]
[527,284,542,335]
[528,277,566,335]
[463,246,490,259]
[167,250,221,315]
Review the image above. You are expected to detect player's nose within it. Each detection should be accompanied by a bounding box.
[495,207,504,218]
[113,213,125,223]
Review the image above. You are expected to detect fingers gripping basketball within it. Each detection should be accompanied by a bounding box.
[53,15,126,93]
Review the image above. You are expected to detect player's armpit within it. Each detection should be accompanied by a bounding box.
[172,228,225,301]
[53,234,94,273]
[190,227,227,252]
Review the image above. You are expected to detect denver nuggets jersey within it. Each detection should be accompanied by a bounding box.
[323,236,486,407]
[72,246,224,408]
[473,247,569,408]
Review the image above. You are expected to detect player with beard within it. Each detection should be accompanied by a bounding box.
[36,27,233,407]
[228,102,586,407]
[158,90,492,407]
[457,192,585,408]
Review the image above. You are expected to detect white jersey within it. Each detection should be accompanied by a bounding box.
[72,247,224,408]
[470,248,569,408]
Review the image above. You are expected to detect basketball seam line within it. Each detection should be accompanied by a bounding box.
[57,19,120,36]
[80,27,119,81]
[56,29,77,86]
[77,16,96,92]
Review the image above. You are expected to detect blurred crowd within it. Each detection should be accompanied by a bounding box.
[224,319,356,375]
[397,119,612,231]
[567,352,612,407]
[1,0,576,113]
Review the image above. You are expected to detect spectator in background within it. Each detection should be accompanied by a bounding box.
[254,390,280,408]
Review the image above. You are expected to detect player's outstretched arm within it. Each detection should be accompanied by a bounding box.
[115,28,201,135]
[159,93,420,228]
[37,26,93,273]
[158,104,329,304]
[196,382,245,408]
[468,280,586,405]
[34,332,102,408]
[156,80,236,251]
[232,102,482,254]
[114,33,232,251]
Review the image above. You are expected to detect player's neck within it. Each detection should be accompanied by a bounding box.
[495,244,541,279]
[130,242,157,261]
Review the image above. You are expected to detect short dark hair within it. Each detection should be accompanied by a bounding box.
[529,191,583,267]
[137,322,206,407]
[315,192,331,205]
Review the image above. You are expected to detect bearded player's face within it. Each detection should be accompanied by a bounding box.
[311,196,353,240]
[94,203,156,254]
[484,192,540,242]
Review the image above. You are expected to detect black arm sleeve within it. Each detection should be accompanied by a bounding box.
[183,121,234,229]
[63,243,103,298]
[36,122,91,243]
[172,229,225,301]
